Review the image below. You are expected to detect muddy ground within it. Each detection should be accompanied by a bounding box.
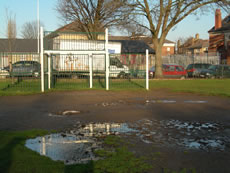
[0,89,230,173]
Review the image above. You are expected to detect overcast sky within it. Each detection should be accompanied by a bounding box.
[0,0,228,41]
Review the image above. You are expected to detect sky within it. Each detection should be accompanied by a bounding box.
[0,0,227,42]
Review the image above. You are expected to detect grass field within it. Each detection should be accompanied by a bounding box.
[149,79,230,97]
[0,78,230,97]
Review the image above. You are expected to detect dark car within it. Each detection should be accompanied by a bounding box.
[186,63,211,77]
[149,64,187,79]
[200,65,230,78]
[4,61,41,77]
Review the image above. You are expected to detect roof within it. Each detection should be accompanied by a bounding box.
[179,38,208,50]
[110,40,155,54]
[109,35,175,45]
[187,40,209,49]
[209,14,230,33]
[0,39,37,53]
[56,21,104,33]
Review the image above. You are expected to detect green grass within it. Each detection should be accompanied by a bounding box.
[149,79,230,97]
[94,135,152,173]
[0,131,152,173]
[0,130,65,173]
[0,78,41,96]
[1,78,230,97]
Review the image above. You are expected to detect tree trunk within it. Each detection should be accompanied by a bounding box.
[154,44,164,78]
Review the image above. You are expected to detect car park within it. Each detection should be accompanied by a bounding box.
[186,63,211,77]
[149,64,187,79]
[3,61,41,77]
[200,64,230,78]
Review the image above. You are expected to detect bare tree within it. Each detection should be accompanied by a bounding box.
[131,0,230,78]
[5,9,17,72]
[21,21,44,39]
[56,0,133,39]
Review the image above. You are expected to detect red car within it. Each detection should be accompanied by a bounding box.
[149,64,187,79]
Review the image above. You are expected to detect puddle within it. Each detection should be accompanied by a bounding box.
[95,100,126,107]
[25,133,98,164]
[184,101,208,103]
[25,122,135,164]
[146,100,208,104]
[146,100,177,104]
[132,119,230,151]
[48,110,81,117]
[25,120,230,164]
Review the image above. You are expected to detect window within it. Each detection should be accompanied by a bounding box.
[167,47,170,52]
[176,66,183,72]
[168,66,175,71]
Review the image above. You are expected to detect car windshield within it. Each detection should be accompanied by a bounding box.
[150,66,155,71]
[208,65,217,71]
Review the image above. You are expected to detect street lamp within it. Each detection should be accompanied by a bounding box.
[37,0,40,53]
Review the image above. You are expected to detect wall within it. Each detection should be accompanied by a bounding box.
[161,43,175,56]
[208,33,225,52]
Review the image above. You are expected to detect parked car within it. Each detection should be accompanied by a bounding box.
[200,64,230,78]
[3,61,41,77]
[186,63,211,77]
[149,64,187,79]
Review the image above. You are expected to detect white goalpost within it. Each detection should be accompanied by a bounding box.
[40,27,150,92]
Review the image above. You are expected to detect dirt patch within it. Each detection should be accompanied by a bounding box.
[1,90,230,172]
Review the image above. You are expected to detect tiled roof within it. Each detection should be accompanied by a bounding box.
[56,21,104,33]
[0,39,37,53]
[179,38,208,49]
[187,40,209,49]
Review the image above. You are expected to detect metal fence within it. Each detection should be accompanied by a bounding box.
[160,53,220,68]
[0,27,224,94]
[0,53,41,93]
[109,54,147,89]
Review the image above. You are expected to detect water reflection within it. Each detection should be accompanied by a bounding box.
[25,122,136,164]
[25,120,230,165]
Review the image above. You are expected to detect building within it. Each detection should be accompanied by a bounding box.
[177,34,209,55]
[208,9,230,64]
[109,35,175,56]
[0,39,38,70]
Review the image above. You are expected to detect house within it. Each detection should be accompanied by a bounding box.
[208,9,230,64]
[177,34,209,55]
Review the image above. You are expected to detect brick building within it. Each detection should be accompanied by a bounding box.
[208,9,230,64]
[177,34,209,55]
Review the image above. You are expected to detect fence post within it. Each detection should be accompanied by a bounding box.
[48,54,51,89]
[105,28,109,90]
[40,27,44,92]
[146,49,149,90]
[89,54,93,88]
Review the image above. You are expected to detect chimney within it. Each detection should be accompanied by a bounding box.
[195,33,199,40]
[215,9,222,30]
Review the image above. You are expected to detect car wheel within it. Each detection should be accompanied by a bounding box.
[118,72,126,79]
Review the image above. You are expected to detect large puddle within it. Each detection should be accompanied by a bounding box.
[25,122,136,164]
[26,119,230,164]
